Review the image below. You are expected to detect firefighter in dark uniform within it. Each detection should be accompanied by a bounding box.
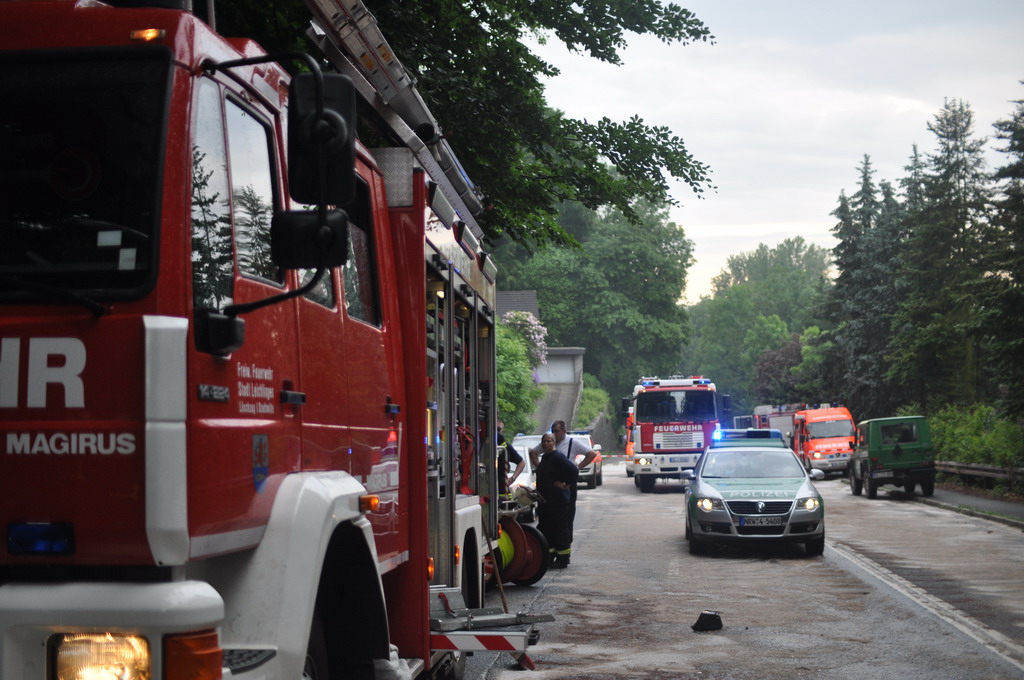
[534,432,578,568]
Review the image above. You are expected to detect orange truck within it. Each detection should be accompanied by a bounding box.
[755,404,856,473]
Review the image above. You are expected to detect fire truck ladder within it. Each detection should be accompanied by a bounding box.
[303,0,489,252]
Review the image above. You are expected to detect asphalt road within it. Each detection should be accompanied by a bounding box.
[466,461,1024,679]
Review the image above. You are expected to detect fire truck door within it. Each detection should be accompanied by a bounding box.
[341,172,404,563]
[187,80,301,549]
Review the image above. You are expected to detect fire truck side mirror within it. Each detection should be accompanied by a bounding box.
[271,209,349,269]
[288,72,356,206]
[620,397,630,418]
[194,310,246,357]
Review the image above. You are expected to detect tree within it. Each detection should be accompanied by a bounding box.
[496,323,544,435]
[975,89,1024,416]
[825,157,908,418]
[710,236,830,333]
[498,198,692,402]
[888,99,993,409]
[209,0,716,247]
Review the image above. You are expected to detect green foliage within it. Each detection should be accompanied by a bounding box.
[887,99,993,409]
[931,404,1024,468]
[496,199,693,402]
[496,324,544,435]
[682,238,831,414]
[973,89,1024,417]
[573,374,611,430]
[211,0,716,247]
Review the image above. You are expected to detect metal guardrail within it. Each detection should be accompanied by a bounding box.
[936,461,1024,482]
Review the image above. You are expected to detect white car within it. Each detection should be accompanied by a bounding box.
[511,432,603,489]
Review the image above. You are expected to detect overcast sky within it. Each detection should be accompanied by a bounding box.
[529,1,1024,303]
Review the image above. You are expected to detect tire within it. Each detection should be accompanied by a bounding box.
[849,467,862,496]
[688,533,706,555]
[634,475,641,488]
[626,468,634,478]
[921,480,935,497]
[866,476,878,499]
[638,475,655,493]
[805,533,825,557]
[511,523,551,586]
[597,466,603,486]
[303,610,329,680]
[903,482,916,494]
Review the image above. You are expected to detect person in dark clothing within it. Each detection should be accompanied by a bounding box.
[496,419,524,494]
[534,432,578,568]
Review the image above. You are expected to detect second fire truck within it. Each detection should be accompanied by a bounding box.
[622,376,729,492]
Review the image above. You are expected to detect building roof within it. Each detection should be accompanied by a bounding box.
[496,290,540,319]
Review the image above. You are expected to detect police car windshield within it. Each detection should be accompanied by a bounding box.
[700,449,805,479]
[636,390,716,423]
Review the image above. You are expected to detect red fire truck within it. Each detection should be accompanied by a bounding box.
[622,376,728,493]
[754,403,856,473]
[0,0,550,678]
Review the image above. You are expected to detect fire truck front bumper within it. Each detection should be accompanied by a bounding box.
[0,580,224,679]
[808,452,851,472]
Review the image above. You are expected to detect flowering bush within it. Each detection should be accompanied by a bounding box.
[501,311,548,367]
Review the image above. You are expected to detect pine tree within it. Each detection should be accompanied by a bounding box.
[889,99,993,408]
[976,90,1024,416]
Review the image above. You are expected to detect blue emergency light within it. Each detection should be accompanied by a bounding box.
[7,522,75,555]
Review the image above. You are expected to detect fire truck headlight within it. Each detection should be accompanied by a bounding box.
[696,497,723,512]
[636,457,651,466]
[797,497,821,511]
[51,632,150,680]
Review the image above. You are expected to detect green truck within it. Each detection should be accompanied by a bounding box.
[849,416,936,499]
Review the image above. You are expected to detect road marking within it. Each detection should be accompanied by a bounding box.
[830,541,1024,673]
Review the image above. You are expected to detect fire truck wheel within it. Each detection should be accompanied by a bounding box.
[638,476,655,493]
[302,610,330,680]
[865,476,878,499]
[511,524,550,586]
[920,480,935,497]
[849,468,863,496]
[903,482,916,494]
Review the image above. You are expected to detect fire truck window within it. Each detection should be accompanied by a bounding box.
[190,79,234,309]
[0,47,168,297]
[342,179,380,326]
[300,265,336,308]
[225,99,280,285]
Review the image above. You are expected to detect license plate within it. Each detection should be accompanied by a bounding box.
[738,516,782,526]
[873,470,894,478]
[669,457,686,463]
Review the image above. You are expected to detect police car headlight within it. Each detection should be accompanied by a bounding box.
[696,498,724,512]
[797,497,821,511]
[51,633,150,680]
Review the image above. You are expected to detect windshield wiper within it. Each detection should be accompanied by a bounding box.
[0,277,108,317]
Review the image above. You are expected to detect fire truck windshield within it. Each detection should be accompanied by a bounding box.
[807,419,855,439]
[0,46,170,300]
[636,390,717,423]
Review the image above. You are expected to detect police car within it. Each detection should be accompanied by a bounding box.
[683,429,825,556]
